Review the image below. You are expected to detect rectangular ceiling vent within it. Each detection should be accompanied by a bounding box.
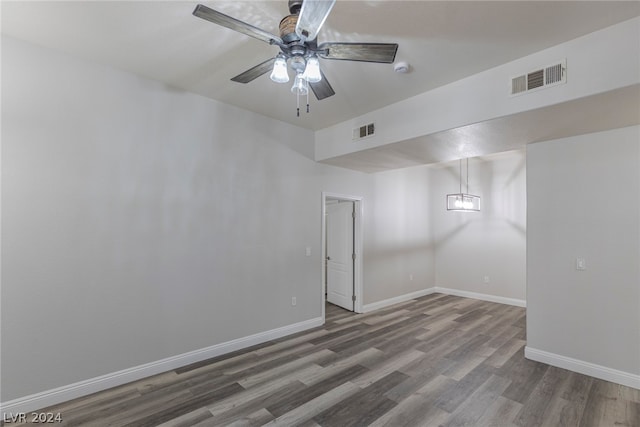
[353,122,375,140]
[510,59,566,96]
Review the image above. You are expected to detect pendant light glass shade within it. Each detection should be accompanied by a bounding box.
[447,193,481,211]
[447,158,481,212]
[291,73,309,95]
[303,56,322,83]
[270,56,290,83]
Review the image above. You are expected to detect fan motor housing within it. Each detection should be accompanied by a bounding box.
[288,0,303,14]
[279,14,300,43]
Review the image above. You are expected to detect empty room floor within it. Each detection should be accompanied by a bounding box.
[10,293,639,426]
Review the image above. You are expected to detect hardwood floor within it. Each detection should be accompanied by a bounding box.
[7,293,639,426]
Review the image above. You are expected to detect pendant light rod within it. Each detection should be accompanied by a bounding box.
[459,159,462,194]
[466,158,469,193]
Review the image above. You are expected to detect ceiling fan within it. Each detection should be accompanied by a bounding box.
[193,0,399,116]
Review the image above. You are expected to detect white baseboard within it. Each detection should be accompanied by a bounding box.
[525,346,640,390]
[0,317,324,414]
[362,288,436,313]
[434,286,526,307]
[361,286,526,313]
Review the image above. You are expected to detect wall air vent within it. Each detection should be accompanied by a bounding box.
[353,122,375,140]
[510,59,566,96]
[527,69,544,90]
[545,62,564,85]
[511,75,527,95]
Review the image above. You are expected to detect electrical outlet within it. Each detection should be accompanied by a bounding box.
[291,297,297,306]
[409,274,414,281]
[305,247,311,256]
[483,276,490,284]
[576,258,586,271]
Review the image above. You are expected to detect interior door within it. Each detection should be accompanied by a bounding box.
[326,201,354,311]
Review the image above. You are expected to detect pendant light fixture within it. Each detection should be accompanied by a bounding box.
[447,158,481,212]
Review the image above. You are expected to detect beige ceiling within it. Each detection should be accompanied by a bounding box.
[3,0,639,133]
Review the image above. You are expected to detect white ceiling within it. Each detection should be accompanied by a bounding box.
[320,85,640,172]
[3,1,639,173]
[3,1,639,133]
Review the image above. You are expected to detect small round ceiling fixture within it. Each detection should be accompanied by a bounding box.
[394,61,410,73]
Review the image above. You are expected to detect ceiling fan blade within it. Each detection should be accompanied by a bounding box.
[318,42,398,63]
[231,58,276,83]
[309,70,335,100]
[295,0,336,41]
[193,4,283,45]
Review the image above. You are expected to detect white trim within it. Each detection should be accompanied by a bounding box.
[321,192,364,315]
[525,346,640,390]
[434,286,526,307]
[362,287,525,313]
[362,288,436,313]
[0,317,323,414]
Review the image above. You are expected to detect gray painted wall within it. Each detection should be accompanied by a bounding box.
[1,35,326,399]
[364,165,435,304]
[1,37,436,401]
[527,126,640,375]
[431,151,527,301]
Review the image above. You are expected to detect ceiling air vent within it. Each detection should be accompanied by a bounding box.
[510,59,566,96]
[353,122,375,140]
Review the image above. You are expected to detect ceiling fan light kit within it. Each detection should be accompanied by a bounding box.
[270,55,290,83]
[303,56,322,83]
[291,73,309,95]
[193,0,399,117]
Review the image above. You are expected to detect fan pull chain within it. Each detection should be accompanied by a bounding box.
[296,90,300,117]
[306,88,310,113]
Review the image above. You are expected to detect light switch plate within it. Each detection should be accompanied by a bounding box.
[576,258,586,270]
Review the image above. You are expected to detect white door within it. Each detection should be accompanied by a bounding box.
[326,201,354,311]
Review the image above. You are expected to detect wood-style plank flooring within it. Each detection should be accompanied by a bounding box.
[7,293,640,426]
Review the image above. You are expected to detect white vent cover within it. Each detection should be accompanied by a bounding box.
[353,122,375,140]
[510,59,566,96]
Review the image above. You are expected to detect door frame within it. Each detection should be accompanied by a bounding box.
[321,192,364,321]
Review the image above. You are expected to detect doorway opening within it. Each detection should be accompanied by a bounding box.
[321,192,363,322]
